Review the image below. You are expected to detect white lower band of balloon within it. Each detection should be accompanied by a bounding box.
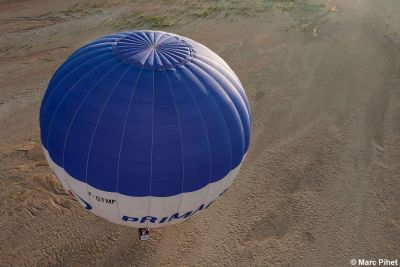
[43,147,242,228]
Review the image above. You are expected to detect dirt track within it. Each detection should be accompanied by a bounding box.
[0,0,399,266]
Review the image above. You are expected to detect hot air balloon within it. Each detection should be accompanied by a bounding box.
[40,30,251,239]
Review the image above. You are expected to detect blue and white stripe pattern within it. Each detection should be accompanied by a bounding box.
[40,31,251,227]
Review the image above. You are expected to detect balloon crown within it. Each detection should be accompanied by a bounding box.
[113,31,193,70]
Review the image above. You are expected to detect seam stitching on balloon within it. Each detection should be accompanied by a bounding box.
[164,69,186,219]
[115,66,144,222]
[204,73,243,195]
[179,65,214,208]
[193,57,248,156]
[45,55,117,151]
[153,31,164,44]
[139,31,153,43]
[194,54,251,119]
[41,35,132,112]
[42,45,111,106]
[61,62,125,209]
[146,68,155,227]
[61,60,124,164]
[186,62,234,201]
[82,64,135,216]
[194,57,249,126]
[41,50,116,138]
[47,57,121,206]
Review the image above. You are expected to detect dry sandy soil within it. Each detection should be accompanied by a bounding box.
[0,0,399,266]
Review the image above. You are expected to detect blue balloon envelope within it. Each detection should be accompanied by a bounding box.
[40,30,251,227]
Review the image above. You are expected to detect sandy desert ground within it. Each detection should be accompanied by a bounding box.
[0,0,399,266]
